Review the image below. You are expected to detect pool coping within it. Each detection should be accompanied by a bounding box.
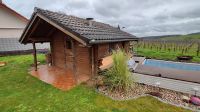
[135,70,200,84]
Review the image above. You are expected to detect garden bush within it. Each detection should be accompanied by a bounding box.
[104,49,134,91]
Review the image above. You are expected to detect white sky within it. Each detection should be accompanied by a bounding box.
[3,0,200,37]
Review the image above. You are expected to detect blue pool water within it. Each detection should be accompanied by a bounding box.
[144,59,200,71]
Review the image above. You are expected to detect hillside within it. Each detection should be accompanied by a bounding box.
[142,32,200,41]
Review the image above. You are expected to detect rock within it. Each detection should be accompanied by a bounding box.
[182,95,190,102]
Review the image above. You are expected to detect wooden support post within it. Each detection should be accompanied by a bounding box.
[71,40,78,84]
[33,42,37,71]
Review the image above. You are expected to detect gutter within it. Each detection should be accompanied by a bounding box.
[89,38,139,44]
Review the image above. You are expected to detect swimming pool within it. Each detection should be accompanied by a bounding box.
[143,59,200,71]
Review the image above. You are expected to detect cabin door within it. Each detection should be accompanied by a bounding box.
[65,39,74,71]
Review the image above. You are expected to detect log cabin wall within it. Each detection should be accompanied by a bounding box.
[51,30,92,79]
[74,42,92,78]
[124,41,130,53]
[97,43,110,59]
[65,36,74,71]
[51,31,66,69]
[93,42,130,75]
[116,42,123,49]
[50,30,130,77]
[97,42,128,59]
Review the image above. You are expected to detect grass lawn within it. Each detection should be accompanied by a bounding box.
[0,54,191,112]
[136,48,200,63]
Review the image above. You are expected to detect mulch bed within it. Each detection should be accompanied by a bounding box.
[97,83,200,111]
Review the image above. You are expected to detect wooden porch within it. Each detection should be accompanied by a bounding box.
[30,65,90,91]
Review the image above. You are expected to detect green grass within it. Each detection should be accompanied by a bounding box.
[136,48,200,63]
[0,54,191,112]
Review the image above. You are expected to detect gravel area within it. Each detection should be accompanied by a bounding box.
[98,83,200,111]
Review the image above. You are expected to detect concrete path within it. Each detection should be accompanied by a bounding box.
[134,73,200,96]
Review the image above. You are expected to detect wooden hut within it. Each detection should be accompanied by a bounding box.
[19,8,138,85]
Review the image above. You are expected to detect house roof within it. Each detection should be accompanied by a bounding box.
[0,3,28,23]
[20,8,138,45]
[0,38,49,52]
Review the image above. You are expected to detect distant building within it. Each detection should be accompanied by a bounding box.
[0,1,49,55]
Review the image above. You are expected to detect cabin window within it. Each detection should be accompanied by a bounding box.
[66,40,72,49]
[122,42,125,48]
[109,43,115,52]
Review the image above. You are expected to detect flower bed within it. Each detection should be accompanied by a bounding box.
[97,83,200,111]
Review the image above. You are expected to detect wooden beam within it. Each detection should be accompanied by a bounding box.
[50,41,54,65]
[20,14,38,43]
[32,42,37,71]
[95,45,99,75]
[64,37,67,68]
[91,46,95,76]
[27,18,41,40]
[46,27,56,38]
[29,37,51,42]
[71,40,78,84]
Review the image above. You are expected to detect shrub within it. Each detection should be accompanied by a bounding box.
[104,49,134,91]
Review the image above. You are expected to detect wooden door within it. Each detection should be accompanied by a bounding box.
[52,36,65,69]
[65,39,74,71]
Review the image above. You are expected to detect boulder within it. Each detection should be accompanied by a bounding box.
[190,96,200,106]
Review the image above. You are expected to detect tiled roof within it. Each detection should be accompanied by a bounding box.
[0,38,49,52]
[35,8,138,44]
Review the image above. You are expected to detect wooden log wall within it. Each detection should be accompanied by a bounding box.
[97,42,129,59]
[124,42,130,53]
[97,44,110,59]
[51,32,65,69]
[65,37,74,70]
[51,31,92,80]
[75,42,91,77]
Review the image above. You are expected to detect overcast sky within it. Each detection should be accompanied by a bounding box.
[3,0,200,37]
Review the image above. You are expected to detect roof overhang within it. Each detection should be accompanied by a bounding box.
[19,8,139,46]
[19,13,89,46]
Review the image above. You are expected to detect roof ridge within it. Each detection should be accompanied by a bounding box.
[35,7,116,28]
[35,7,69,16]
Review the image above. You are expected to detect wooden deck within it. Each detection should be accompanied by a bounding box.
[30,65,90,91]
[134,73,200,96]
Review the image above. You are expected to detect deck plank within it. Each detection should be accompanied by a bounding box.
[134,73,200,96]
